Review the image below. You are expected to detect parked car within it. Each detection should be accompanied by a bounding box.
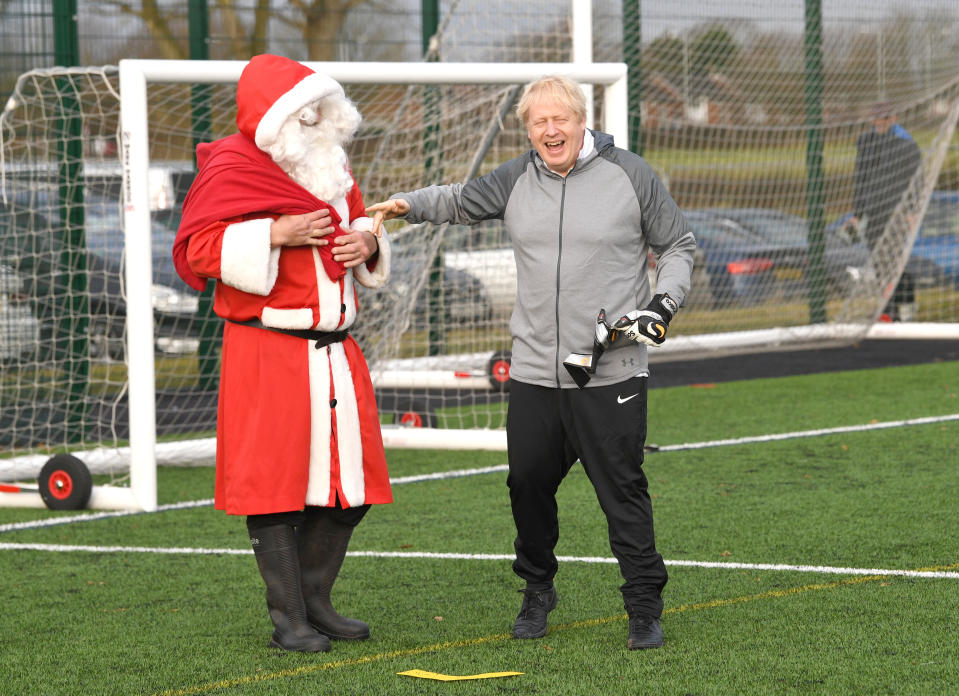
[743,207,949,295]
[688,208,950,308]
[442,221,660,317]
[832,190,959,288]
[909,191,959,286]
[358,229,492,330]
[0,188,200,360]
[442,222,517,318]
[684,210,788,307]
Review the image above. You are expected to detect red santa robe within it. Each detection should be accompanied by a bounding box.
[176,133,392,515]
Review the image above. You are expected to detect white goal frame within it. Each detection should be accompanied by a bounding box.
[108,59,627,511]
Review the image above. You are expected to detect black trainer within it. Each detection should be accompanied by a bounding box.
[627,614,663,650]
[512,587,558,639]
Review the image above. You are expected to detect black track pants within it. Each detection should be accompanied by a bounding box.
[506,377,667,618]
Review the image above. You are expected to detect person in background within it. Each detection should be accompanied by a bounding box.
[367,75,695,650]
[848,101,923,321]
[173,54,391,653]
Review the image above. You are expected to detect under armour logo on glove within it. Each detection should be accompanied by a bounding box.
[613,293,678,347]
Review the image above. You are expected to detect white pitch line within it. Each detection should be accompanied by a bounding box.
[1,542,956,579]
[389,464,508,485]
[0,466,511,533]
[0,498,214,533]
[652,413,959,452]
[1,412,955,534]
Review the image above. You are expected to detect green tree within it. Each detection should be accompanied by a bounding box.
[643,33,685,86]
[689,24,740,77]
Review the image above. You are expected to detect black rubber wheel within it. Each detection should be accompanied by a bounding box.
[38,454,93,510]
[487,350,511,392]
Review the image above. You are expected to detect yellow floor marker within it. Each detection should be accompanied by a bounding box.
[398,669,523,681]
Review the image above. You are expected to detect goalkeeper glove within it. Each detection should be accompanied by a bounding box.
[613,293,679,347]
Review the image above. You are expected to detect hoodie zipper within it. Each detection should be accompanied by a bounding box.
[553,176,567,385]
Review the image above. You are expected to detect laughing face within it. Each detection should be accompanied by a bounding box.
[525,95,587,177]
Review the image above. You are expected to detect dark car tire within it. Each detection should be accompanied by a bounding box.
[38,454,93,510]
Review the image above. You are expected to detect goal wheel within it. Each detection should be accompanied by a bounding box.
[396,399,437,429]
[487,350,511,392]
[38,454,93,510]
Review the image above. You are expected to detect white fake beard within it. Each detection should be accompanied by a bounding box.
[271,118,355,202]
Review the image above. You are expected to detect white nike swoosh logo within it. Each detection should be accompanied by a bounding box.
[617,393,639,404]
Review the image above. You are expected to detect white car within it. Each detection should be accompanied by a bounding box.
[443,223,517,318]
[441,222,663,319]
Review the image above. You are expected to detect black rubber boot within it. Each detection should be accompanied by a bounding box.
[297,513,371,640]
[250,524,331,652]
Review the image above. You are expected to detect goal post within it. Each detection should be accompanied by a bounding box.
[116,58,629,470]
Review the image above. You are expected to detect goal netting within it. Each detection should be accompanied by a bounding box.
[2,0,959,509]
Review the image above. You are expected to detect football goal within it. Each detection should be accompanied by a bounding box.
[1,53,958,510]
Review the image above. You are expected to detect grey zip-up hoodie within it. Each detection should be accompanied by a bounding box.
[395,130,696,389]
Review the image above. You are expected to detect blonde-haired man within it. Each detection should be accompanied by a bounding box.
[369,75,694,650]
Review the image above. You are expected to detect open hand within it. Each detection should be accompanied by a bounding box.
[365,199,410,237]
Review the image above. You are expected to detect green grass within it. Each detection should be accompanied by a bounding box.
[1,361,958,695]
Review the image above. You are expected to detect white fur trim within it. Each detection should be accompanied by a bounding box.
[332,199,358,326]
[304,342,364,507]
[328,342,365,506]
[308,196,349,330]
[313,248,345,330]
[342,272,358,327]
[255,73,344,150]
[261,306,314,330]
[220,218,280,295]
[350,215,374,233]
[305,344,332,506]
[353,229,391,290]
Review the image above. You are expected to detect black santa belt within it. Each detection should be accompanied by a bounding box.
[226,318,349,350]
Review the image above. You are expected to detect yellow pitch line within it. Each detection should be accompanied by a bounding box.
[151,633,513,696]
[146,572,918,696]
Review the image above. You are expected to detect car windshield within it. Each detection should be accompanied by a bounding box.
[86,209,182,282]
[686,212,779,246]
[7,191,188,289]
[687,215,744,239]
[706,208,860,250]
[719,210,811,246]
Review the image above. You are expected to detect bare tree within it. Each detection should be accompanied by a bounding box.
[274,0,376,61]
[93,0,378,61]
[217,0,273,58]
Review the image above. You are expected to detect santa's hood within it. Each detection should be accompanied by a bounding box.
[235,54,345,151]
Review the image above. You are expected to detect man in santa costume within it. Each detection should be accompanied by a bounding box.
[173,54,392,653]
